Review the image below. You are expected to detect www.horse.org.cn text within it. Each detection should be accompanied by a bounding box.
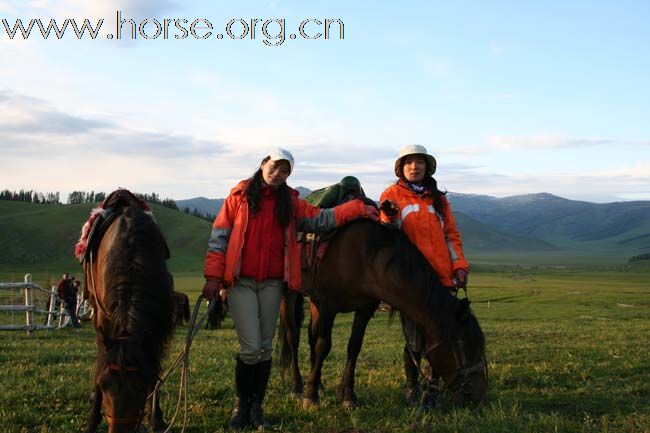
[0,12,345,46]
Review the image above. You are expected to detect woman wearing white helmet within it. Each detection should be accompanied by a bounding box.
[202,148,378,431]
[379,144,469,408]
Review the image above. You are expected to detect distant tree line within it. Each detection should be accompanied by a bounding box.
[67,191,106,204]
[3,187,180,213]
[0,189,61,204]
[628,253,650,263]
[67,190,179,210]
[182,206,216,222]
[137,192,179,210]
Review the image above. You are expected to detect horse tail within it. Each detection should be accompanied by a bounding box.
[277,290,304,376]
[183,294,190,322]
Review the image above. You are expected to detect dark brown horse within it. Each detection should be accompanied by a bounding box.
[279,220,487,409]
[80,192,174,433]
[205,297,228,330]
[172,291,191,327]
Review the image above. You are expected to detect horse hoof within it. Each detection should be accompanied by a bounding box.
[343,399,359,410]
[302,398,319,410]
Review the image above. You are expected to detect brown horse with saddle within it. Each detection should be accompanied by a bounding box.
[76,189,174,433]
[278,179,488,410]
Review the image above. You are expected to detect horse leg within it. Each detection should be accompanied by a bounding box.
[307,299,326,394]
[278,291,304,398]
[287,294,304,398]
[82,385,102,433]
[303,306,335,409]
[307,299,320,373]
[148,389,168,432]
[337,305,375,409]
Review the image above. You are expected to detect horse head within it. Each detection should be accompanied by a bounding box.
[423,297,488,407]
[96,328,153,433]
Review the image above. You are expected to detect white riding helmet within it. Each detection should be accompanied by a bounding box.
[394,144,437,177]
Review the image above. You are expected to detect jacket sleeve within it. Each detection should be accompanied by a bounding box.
[441,196,469,272]
[294,197,368,233]
[203,193,237,280]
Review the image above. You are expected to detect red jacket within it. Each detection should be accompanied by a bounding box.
[239,186,284,280]
[380,180,469,287]
[204,180,369,291]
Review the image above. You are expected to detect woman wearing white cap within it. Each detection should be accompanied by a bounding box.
[379,144,469,408]
[202,148,378,431]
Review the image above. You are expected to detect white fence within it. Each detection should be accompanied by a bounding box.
[0,274,72,334]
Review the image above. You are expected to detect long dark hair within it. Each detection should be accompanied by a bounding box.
[398,158,447,215]
[246,156,293,227]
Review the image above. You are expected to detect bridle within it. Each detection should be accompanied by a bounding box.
[100,334,148,432]
[403,289,489,403]
[421,336,488,400]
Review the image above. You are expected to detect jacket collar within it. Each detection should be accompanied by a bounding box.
[396,179,431,197]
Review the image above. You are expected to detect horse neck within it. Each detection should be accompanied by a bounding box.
[380,280,453,342]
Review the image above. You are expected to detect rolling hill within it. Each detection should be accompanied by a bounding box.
[0,201,211,274]
[176,197,224,217]
[2,189,648,272]
[448,192,650,252]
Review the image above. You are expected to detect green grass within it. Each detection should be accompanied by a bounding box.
[0,201,211,275]
[1,270,649,432]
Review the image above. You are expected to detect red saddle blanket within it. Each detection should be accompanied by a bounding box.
[74,189,154,263]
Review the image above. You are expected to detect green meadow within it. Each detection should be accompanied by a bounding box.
[1,269,649,433]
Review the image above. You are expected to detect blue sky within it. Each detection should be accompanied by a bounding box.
[1,0,649,203]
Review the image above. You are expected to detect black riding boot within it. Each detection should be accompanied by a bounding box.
[403,347,421,406]
[250,359,272,431]
[230,356,254,432]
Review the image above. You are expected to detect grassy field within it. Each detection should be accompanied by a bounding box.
[1,270,649,433]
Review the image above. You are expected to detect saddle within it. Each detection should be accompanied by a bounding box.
[301,177,377,284]
[75,189,170,264]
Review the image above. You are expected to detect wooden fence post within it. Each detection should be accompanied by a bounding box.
[24,274,34,335]
[47,285,57,328]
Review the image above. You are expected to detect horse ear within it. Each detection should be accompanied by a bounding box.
[456,298,471,322]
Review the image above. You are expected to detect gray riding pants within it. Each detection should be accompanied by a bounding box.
[228,277,284,365]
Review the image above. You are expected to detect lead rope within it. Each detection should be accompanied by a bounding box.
[153,295,215,433]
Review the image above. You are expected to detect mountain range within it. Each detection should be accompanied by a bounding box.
[178,189,650,264]
[1,190,648,273]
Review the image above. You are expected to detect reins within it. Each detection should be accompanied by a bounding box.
[151,294,215,433]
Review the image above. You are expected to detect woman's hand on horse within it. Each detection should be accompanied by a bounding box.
[363,205,380,221]
[202,279,223,300]
[454,269,468,289]
[379,200,398,217]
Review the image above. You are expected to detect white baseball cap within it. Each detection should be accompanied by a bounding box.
[394,144,437,177]
[267,147,295,173]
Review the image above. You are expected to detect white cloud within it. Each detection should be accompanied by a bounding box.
[437,161,650,203]
[487,134,616,150]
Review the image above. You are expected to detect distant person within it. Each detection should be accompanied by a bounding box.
[73,279,83,316]
[57,273,81,328]
[379,144,469,408]
[202,148,378,431]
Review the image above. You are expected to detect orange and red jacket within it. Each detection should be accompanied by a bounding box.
[379,180,469,287]
[204,179,369,291]
[239,186,284,281]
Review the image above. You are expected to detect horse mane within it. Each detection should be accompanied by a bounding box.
[361,221,482,344]
[100,205,174,386]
